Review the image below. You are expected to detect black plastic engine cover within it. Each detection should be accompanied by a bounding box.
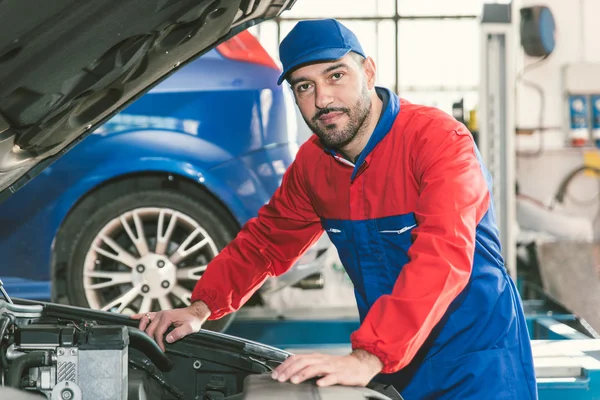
[128,369,170,400]
[15,324,76,347]
[15,323,128,350]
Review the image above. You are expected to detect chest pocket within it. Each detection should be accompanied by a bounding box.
[375,213,418,285]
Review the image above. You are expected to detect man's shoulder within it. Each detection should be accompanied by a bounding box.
[396,98,466,134]
[393,99,476,170]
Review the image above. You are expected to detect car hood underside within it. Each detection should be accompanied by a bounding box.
[0,0,294,203]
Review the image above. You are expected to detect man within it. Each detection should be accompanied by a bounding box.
[133,19,537,399]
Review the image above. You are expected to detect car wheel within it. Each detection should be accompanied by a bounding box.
[57,183,238,333]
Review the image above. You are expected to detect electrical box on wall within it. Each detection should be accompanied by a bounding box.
[567,95,589,146]
[591,95,600,146]
[563,63,600,147]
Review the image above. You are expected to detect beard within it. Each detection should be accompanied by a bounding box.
[304,85,372,149]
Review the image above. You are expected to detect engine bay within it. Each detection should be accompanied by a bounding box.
[0,297,284,399]
[0,291,397,400]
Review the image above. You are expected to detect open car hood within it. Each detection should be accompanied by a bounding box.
[0,0,295,203]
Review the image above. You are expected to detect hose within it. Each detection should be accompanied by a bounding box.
[0,314,12,342]
[129,358,185,399]
[553,166,600,205]
[127,327,174,372]
[5,351,51,388]
[0,313,14,370]
[550,165,600,223]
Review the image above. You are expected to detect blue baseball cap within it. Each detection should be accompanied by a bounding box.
[277,19,366,85]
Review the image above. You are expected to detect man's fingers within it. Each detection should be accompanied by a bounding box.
[317,373,340,387]
[153,317,176,352]
[274,355,308,381]
[273,354,322,378]
[272,355,294,378]
[166,323,194,343]
[275,355,325,382]
[273,353,376,388]
[131,313,147,330]
[138,314,153,332]
[290,364,332,384]
[274,353,324,375]
[138,318,149,332]
[145,314,162,339]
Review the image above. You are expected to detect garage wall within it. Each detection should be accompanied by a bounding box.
[251,0,483,114]
[513,0,600,237]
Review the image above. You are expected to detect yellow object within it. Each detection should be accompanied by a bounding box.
[467,109,478,132]
[584,150,600,177]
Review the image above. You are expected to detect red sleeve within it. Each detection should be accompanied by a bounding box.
[191,148,323,320]
[350,123,489,373]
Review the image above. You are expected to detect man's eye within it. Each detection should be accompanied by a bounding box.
[297,84,310,92]
[331,72,343,80]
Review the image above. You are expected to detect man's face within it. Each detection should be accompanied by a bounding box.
[288,54,373,149]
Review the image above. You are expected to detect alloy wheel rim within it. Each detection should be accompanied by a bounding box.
[83,207,218,314]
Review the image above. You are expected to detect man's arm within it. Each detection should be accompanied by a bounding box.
[350,122,489,374]
[191,153,324,320]
[133,147,323,349]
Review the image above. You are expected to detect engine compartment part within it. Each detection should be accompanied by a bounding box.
[0,278,13,304]
[126,327,174,372]
[0,386,45,399]
[128,368,172,400]
[6,351,52,389]
[238,373,399,400]
[0,298,394,400]
[10,323,129,399]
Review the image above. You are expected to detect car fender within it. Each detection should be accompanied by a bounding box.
[0,129,276,296]
[51,129,272,233]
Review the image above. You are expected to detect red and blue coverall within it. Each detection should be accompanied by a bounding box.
[191,87,538,399]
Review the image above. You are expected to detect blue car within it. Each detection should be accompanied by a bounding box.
[0,31,324,332]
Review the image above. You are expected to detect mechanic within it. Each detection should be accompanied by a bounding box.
[133,19,537,399]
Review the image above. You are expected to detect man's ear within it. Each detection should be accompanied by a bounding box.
[363,56,377,90]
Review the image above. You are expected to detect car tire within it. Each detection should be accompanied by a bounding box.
[55,180,238,333]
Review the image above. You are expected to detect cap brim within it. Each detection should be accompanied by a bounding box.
[277,47,351,85]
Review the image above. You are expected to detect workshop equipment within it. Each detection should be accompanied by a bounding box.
[478,2,518,278]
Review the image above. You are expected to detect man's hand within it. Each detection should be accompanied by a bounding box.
[130,301,211,351]
[271,349,383,387]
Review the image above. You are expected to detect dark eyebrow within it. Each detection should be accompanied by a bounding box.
[290,63,349,87]
[323,63,348,74]
[290,75,309,87]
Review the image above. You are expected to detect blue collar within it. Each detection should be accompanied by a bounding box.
[325,86,400,180]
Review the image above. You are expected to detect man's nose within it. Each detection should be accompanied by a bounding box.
[315,86,334,109]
